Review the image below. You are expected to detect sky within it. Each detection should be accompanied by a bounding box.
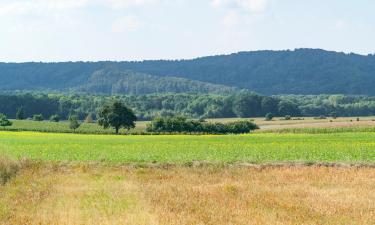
[0,0,374,62]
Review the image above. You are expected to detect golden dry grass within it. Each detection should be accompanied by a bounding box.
[1,165,375,225]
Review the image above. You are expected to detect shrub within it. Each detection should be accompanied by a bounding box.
[265,113,273,121]
[0,156,20,185]
[147,117,258,134]
[284,115,292,120]
[0,114,12,129]
[49,114,60,122]
[33,114,44,121]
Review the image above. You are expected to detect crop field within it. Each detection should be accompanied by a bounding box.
[1,131,375,164]
[4,116,375,135]
[3,120,148,134]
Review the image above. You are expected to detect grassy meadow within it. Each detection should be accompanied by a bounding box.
[1,131,375,164]
[1,163,374,225]
[3,120,149,134]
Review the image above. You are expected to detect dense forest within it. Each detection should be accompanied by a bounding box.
[1,49,375,95]
[1,92,375,120]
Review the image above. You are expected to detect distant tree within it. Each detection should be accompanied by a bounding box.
[16,107,25,120]
[84,113,94,123]
[265,113,274,121]
[98,101,137,134]
[32,114,44,121]
[329,112,338,119]
[49,114,60,122]
[69,115,81,132]
[284,115,291,120]
[0,114,12,129]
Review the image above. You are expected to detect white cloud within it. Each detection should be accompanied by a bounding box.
[0,0,90,15]
[111,15,143,32]
[236,0,268,13]
[211,0,269,13]
[0,0,159,15]
[106,0,159,9]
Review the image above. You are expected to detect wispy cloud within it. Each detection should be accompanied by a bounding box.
[211,0,270,27]
[111,15,143,33]
[211,0,269,13]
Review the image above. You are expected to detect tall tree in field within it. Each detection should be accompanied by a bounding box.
[16,107,25,120]
[98,101,137,134]
[0,114,12,129]
[69,115,81,133]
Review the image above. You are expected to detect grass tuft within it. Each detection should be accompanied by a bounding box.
[0,156,20,185]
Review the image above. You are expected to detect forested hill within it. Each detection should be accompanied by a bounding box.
[1,48,375,95]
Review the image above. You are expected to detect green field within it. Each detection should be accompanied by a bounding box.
[1,131,375,164]
[3,120,148,134]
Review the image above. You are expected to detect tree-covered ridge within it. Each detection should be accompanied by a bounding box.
[76,69,237,95]
[1,49,375,95]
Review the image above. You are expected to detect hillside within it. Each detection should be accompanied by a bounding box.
[1,49,375,95]
[76,69,237,94]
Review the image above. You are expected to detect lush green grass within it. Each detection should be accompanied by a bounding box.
[1,131,375,164]
[3,120,148,134]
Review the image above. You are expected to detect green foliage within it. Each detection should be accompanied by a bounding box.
[16,107,25,120]
[68,115,81,132]
[284,115,292,120]
[265,113,273,121]
[0,114,12,129]
[3,92,375,122]
[33,114,44,121]
[49,114,60,122]
[147,117,258,134]
[98,101,137,134]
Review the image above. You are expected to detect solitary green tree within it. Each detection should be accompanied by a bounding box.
[98,101,137,134]
[0,114,12,130]
[16,107,25,120]
[69,115,81,132]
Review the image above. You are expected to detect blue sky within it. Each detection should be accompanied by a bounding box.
[0,0,374,62]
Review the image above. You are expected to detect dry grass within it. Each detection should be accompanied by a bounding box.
[1,164,375,225]
[0,156,20,185]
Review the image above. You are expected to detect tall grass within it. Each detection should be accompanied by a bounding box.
[0,156,19,185]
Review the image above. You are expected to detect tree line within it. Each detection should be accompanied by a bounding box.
[2,92,375,121]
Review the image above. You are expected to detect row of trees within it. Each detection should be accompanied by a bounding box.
[1,101,137,134]
[3,93,375,121]
[146,117,259,134]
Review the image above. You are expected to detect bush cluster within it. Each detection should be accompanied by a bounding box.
[146,117,259,134]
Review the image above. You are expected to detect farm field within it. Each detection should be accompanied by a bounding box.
[4,116,375,135]
[1,163,374,225]
[4,120,149,134]
[1,131,375,164]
